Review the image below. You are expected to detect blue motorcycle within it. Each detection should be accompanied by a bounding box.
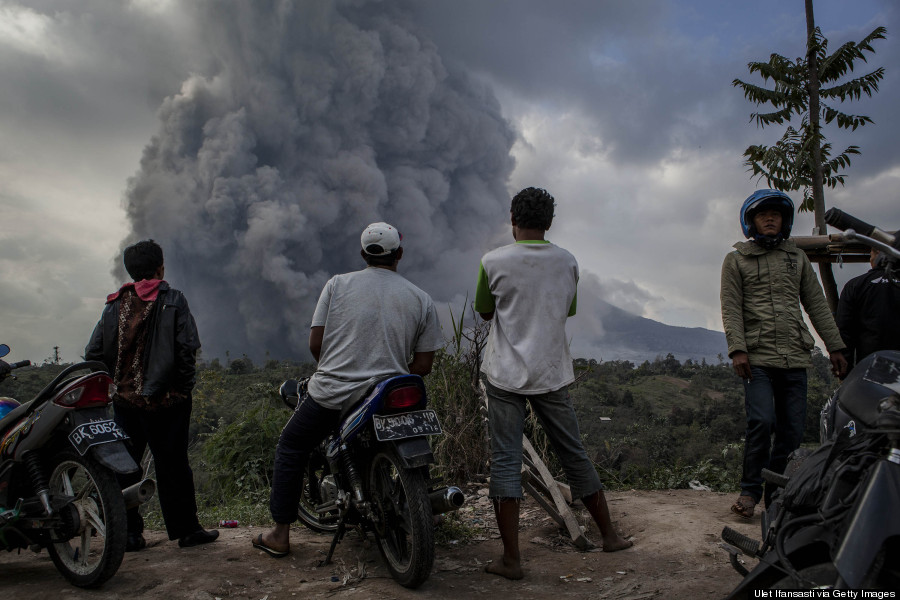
[279,374,464,589]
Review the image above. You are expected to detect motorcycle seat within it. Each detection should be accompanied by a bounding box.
[339,374,426,422]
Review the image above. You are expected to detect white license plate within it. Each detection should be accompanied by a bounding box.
[68,420,129,455]
[373,409,442,442]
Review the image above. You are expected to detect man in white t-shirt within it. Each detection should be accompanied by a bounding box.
[475,187,632,580]
[253,222,444,559]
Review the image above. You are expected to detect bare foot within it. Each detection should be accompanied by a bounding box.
[485,555,524,580]
[602,535,633,552]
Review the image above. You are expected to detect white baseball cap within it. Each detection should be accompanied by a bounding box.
[360,222,402,256]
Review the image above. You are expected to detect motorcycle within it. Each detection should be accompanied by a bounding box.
[279,374,464,589]
[0,346,147,587]
[720,209,900,594]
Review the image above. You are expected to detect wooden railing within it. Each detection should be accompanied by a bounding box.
[793,233,876,263]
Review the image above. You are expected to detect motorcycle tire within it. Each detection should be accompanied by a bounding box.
[296,447,340,534]
[771,562,838,589]
[368,448,434,589]
[44,449,127,588]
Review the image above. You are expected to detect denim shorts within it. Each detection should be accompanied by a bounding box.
[484,380,602,500]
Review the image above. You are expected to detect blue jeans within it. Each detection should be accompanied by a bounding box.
[484,381,602,500]
[740,366,808,504]
[270,395,341,524]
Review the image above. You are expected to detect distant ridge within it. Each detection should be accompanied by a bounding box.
[572,300,728,364]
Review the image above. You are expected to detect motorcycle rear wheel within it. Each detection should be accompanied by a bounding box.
[45,449,127,588]
[368,449,434,589]
[296,447,340,534]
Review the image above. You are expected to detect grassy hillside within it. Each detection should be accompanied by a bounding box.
[0,348,838,512]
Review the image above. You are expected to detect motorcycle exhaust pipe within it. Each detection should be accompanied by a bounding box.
[430,486,465,515]
[122,478,156,509]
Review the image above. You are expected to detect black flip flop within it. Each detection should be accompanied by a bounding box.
[252,534,289,558]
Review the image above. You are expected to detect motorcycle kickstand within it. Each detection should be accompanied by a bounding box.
[321,517,347,566]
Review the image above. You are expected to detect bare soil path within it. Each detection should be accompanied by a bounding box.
[0,489,760,599]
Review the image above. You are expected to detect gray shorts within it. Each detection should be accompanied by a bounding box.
[484,380,603,500]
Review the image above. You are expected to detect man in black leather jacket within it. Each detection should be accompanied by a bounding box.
[85,240,217,550]
[836,249,900,369]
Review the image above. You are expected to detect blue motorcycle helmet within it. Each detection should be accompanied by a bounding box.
[740,189,795,243]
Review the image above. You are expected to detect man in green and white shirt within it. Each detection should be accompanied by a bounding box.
[475,187,631,581]
[475,238,578,393]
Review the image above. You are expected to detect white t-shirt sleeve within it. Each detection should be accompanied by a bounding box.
[310,278,335,327]
[414,299,444,353]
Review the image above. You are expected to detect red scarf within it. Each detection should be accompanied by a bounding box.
[106,279,164,303]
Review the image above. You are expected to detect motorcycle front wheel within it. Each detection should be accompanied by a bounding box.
[45,449,127,588]
[368,449,434,589]
[296,447,340,534]
[771,563,839,589]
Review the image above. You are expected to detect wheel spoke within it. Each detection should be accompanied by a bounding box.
[78,476,97,502]
[82,499,106,538]
[60,469,75,497]
[78,529,92,567]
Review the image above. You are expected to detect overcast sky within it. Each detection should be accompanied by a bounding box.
[1,0,897,364]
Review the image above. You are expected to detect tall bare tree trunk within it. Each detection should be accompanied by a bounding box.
[805,0,839,312]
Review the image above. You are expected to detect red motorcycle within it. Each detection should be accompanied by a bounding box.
[0,345,143,587]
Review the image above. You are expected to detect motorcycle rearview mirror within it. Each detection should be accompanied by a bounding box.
[0,344,9,359]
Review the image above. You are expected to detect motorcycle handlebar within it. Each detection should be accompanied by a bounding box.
[9,360,31,370]
[844,230,900,262]
[825,207,896,246]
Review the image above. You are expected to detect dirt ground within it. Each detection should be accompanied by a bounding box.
[0,489,761,600]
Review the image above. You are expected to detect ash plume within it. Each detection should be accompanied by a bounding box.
[120,0,515,360]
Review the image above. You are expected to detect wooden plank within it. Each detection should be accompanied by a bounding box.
[523,454,574,505]
[522,435,594,550]
[522,478,566,528]
[793,234,874,263]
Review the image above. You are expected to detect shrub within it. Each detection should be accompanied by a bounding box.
[426,307,491,483]
[199,387,287,504]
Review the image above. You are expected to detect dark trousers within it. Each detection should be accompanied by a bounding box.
[270,396,341,524]
[740,366,808,505]
[114,401,201,540]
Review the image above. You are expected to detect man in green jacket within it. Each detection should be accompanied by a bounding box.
[721,190,848,518]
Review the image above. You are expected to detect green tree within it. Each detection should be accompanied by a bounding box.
[733,3,885,309]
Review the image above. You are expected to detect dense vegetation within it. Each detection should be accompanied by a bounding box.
[0,338,839,525]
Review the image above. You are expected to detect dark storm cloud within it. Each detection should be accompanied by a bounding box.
[819,3,900,183]
[121,0,516,360]
[413,0,900,171]
[411,0,747,165]
[6,0,894,364]
[0,2,199,136]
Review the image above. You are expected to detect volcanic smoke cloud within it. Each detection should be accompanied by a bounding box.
[121,0,516,360]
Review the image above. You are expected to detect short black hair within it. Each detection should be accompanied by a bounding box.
[511,187,555,230]
[363,249,400,267]
[124,239,164,281]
